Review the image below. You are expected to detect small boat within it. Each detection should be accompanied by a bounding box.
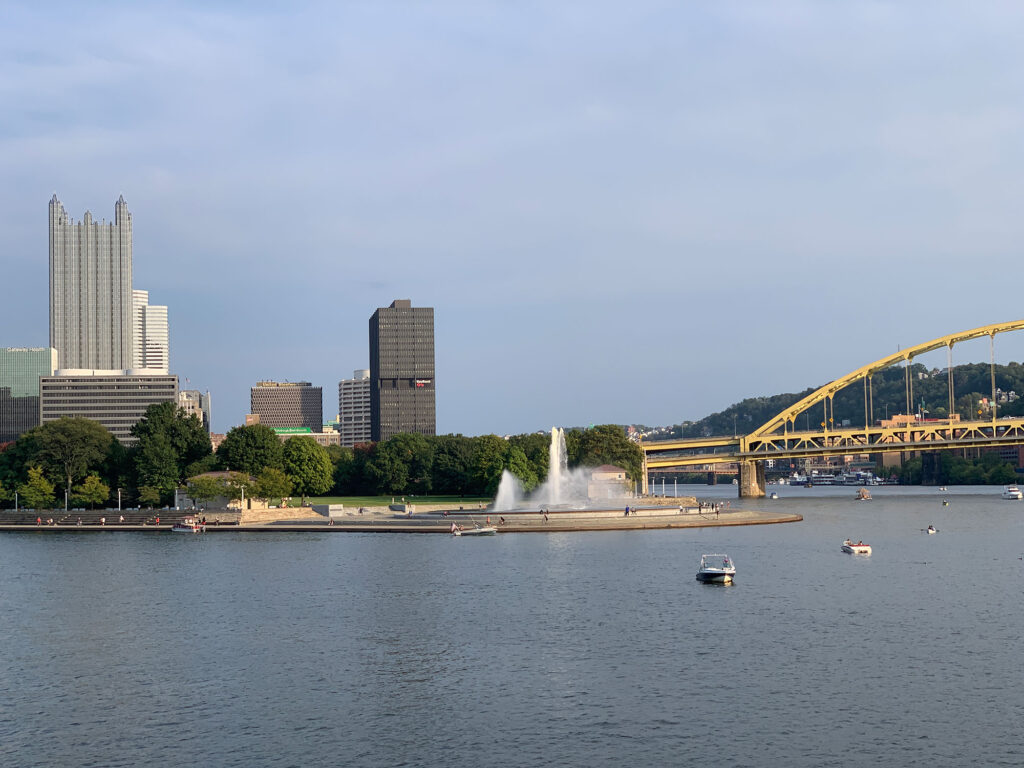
[841,539,871,554]
[696,553,736,583]
[1002,485,1023,500]
[769,492,778,500]
[925,525,938,534]
[855,487,872,501]
[172,516,204,534]
[451,523,497,536]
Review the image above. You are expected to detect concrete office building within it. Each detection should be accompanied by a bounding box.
[40,370,178,445]
[338,369,372,446]
[178,389,212,433]
[49,195,134,370]
[132,290,169,372]
[250,381,322,429]
[0,348,58,443]
[369,300,435,441]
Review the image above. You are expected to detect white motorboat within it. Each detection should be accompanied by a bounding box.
[841,539,871,555]
[925,525,938,535]
[855,487,872,501]
[769,492,778,500]
[451,523,497,536]
[696,553,736,583]
[1002,485,1023,500]
[172,516,204,534]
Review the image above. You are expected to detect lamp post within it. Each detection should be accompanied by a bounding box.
[14,491,17,512]
[118,488,122,512]
[65,489,68,513]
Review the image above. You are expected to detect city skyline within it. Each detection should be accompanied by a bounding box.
[7,4,1024,435]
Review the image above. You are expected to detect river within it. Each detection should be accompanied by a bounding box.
[2,485,1022,767]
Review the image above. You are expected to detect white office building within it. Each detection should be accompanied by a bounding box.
[49,195,134,370]
[338,369,371,446]
[132,289,169,373]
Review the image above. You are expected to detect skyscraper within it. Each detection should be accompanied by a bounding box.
[338,369,371,446]
[250,381,323,429]
[132,289,169,372]
[49,195,134,370]
[369,299,435,441]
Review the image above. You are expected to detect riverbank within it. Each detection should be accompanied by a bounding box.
[0,505,801,533]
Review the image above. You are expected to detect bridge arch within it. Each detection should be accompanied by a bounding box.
[747,319,1024,440]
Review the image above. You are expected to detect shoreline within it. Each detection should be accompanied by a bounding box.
[0,508,802,534]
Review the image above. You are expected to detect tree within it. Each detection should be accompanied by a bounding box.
[469,435,507,495]
[187,475,226,510]
[32,418,114,494]
[134,432,179,506]
[282,436,333,503]
[18,467,55,509]
[255,467,293,502]
[73,474,110,509]
[432,435,473,494]
[573,425,643,481]
[506,445,539,491]
[364,442,407,494]
[0,479,10,505]
[216,425,283,475]
[220,472,254,504]
[138,485,162,508]
[132,402,212,500]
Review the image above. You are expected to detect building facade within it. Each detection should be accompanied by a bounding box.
[250,381,322,429]
[338,369,372,446]
[132,289,169,372]
[49,195,134,370]
[0,348,58,443]
[40,370,179,444]
[369,299,435,441]
[178,389,212,433]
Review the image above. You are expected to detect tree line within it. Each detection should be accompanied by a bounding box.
[0,405,642,509]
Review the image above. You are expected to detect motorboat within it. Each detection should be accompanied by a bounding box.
[171,516,204,534]
[925,525,938,534]
[855,487,872,501]
[696,553,736,583]
[451,523,497,536]
[1002,485,1023,500]
[769,492,778,500]
[841,539,871,555]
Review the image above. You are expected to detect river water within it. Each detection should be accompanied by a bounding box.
[3,486,1023,767]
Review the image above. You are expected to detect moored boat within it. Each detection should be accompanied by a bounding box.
[451,522,497,536]
[172,516,204,534]
[696,553,736,583]
[841,538,871,554]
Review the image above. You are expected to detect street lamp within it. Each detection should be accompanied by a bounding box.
[65,489,68,513]
[118,488,122,512]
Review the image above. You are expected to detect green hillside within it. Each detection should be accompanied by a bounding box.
[670,362,1024,438]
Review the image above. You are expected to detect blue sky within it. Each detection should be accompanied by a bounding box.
[5,1,1024,435]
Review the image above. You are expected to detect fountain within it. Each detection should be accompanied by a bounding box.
[492,427,594,512]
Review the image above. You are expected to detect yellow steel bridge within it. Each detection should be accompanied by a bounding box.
[641,320,1024,497]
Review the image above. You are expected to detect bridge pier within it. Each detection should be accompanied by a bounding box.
[739,460,766,498]
[707,471,717,485]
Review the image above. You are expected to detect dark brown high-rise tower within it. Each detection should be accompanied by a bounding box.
[369,300,435,441]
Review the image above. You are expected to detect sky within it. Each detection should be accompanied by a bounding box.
[5,1,1024,435]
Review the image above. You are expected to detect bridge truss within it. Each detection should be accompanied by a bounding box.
[642,320,1024,495]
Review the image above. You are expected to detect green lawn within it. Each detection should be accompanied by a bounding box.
[306,494,492,506]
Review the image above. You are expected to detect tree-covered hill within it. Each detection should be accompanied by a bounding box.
[665,362,1024,439]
